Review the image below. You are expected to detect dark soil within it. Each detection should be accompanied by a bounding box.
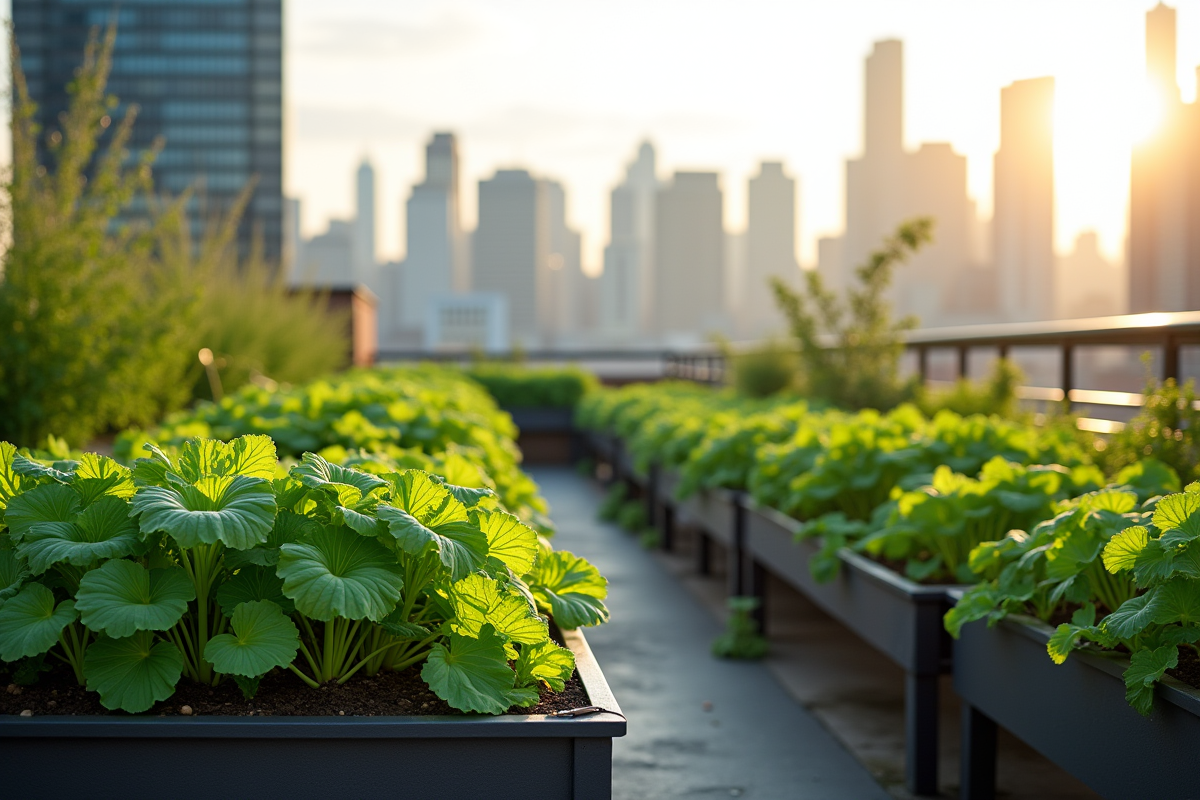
[1168,646,1200,691]
[863,553,955,585]
[0,655,589,719]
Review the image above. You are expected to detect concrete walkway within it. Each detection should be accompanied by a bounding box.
[533,467,890,800]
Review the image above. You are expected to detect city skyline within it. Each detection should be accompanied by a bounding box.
[277,0,1200,273]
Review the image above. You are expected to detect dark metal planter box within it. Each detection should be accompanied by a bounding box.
[954,611,1200,800]
[743,502,955,796]
[505,407,577,464]
[0,628,624,800]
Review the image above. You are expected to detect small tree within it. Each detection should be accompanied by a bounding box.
[770,218,933,410]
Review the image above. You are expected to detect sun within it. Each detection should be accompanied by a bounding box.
[1132,78,1168,144]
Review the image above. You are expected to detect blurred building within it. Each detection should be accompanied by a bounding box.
[353,159,378,285]
[740,162,799,338]
[816,235,845,296]
[425,294,509,352]
[993,77,1056,322]
[13,0,284,261]
[843,40,980,327]
[655,172,727,342]
[542,181,585,345]
[600,142,659,342]
[1058,232,1126,319]
[397,133,466,344]
[1129,3,1200,312]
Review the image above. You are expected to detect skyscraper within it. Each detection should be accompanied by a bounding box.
[12,0,284,261]
[472,169,550,345]
[655,172,726,340]
[993,77,1055,322]
[401,133,465,335]
[353,159,377,286]
[843,40,978,327]
[600,142,659,340]
[1129,3,1200,312]
[741,162,798,338]
[543,181,584,344]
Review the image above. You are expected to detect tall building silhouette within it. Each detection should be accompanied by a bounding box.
[353,159,377,285]
[740,162,799,338]
[543,181,584,344]
[843,40,978,327]
[993,77,1055,322]
[12,0,284,261]
[473,169,550,345]
[1129,3,1200,312]
[401,133,465,335]
[600,142,659,341]
[655,172,726,341]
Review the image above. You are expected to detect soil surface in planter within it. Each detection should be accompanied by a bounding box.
[1168,646,1200,690]
[0,664,588,718]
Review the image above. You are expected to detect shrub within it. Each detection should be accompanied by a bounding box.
[1103,377,1200,484]
[730,340,796,398]
[917,358,1023,419]
[466,364,598,409]
[770,218,932,411]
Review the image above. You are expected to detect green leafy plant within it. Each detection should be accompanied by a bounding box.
[466,365,598,409]
[1104,377,1200,484]
[770,218,933,411]
[0,436,609,714]
[729,340,796,399]
[917,359,1023,419]
[712,597,768,660]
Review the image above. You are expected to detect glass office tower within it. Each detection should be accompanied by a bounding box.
[12,0,283,262]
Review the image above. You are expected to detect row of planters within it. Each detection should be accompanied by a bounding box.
[578,379,1200,799]
[0,367,623,800]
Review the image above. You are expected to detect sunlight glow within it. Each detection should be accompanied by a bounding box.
[1132,80,1168,144]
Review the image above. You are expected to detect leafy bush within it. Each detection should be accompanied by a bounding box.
[0,436,608,714]
[730,341,796,398]
[712,597,767,660]
[0,27,348,447]
[917,359,1023,419]
[1103,377,1200,484]
[466,365,598,409]
[191,257,348,402]
[770,218,932,411]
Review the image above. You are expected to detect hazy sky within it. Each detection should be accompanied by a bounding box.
[2,1,1194,273]
[285,0,1200,275]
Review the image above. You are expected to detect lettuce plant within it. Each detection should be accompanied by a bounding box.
[0,437,609,715]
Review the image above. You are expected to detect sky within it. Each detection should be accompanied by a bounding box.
[1,1,1195,274]
[284,0,1200,276]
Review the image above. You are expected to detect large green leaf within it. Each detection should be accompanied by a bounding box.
[204,600,299,678]
[0,550,31,606]
[132,474,276,550]
[216,565,294,616]
[1103,590,1159,639]
[1124,644,1178,715]
[18,496,142,574]
[291,452,387,496]
[1154,492,1200,543]
[448,573,548,645]
[4,483,81,542]
[530,550,609,629]
[1150,579,1200,625]
[71,453,136,505]
[84,630,184,713]
[0,583,77,661]
[377,505,487,582]
[226,509,319,569]
[0,442,31,514]
[387,470,456,522]
[473,509,538,576]
[176,435,278,483]
[1103,526,1149,573]
[515,639,575,692]
[421,625,522,714]
[277,525,404,621]
[75,560,195,637]
[12,454,75,483]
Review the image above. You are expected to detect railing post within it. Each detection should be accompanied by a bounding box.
[917,346,929,385]
[1163,337,1180,383]
[958,345,970,380]
[1062,344,1074,411]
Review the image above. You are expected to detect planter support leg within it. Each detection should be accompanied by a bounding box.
[905,671,939,796]
[745,558,767,636]
[695,530,710,574]
[646,464,658,532]
[662,503,675,552]
[728,495,747,597]
[960,703,997,800]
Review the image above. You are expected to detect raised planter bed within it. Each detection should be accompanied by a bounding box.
[505,407,577,464]
[0,628,624,800]
[954,610,1200,800]
[742,501,955,796]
